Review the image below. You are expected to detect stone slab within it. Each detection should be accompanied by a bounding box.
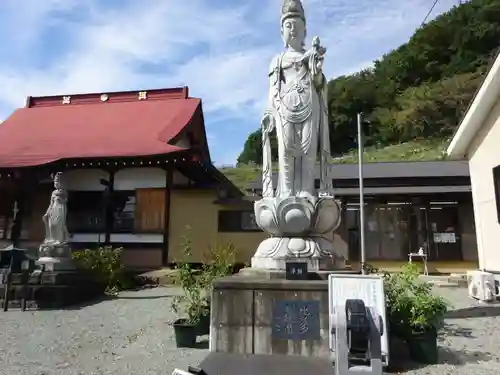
[1,270,99,285]
[199,353,335,375]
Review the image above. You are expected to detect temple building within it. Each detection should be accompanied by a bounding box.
[0,87,261,269]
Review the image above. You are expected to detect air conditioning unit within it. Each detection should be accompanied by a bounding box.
[467,270,499,302]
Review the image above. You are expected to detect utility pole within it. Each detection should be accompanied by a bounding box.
[357,113,367,275]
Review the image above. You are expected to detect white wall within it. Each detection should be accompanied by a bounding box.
[66,167,187,244]
[63,169,109,191]
[467,99,500,271]
[114,167,166,190]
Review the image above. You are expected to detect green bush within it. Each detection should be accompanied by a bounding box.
[383,264,449,336]
[72,246,130,294]
[200,240,237,298]
[170,226,209,325]
[170,227,238,324]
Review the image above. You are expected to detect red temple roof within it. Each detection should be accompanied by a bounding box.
[0,87,205,168]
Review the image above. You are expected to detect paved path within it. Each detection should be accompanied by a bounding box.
[0,286,498,374]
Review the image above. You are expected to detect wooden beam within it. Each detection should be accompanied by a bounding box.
[162,166,174,265]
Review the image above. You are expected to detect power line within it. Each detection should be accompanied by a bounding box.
[420,0,440,28]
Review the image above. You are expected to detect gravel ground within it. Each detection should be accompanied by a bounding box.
[0,286,499,374]
[0,287,209,375]
[402,287,500,375]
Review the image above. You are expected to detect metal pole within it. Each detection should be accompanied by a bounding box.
[357,113,367,275]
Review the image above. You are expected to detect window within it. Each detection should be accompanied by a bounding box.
[494,166,500,223]
[218,210,261,232]
[0,194,14,240]
[345,203,410,261]
[67,191,105,233]
[67,188,165,234]
[111,191,136,233]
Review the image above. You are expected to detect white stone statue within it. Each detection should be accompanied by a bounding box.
[261,0,331,199]
[251,0,344,271]
[38,172,73,270]
[42,172,69,246]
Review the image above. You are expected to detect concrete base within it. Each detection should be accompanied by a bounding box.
[210,271,355,358]
[238,267,358,280]
[0,269,105,309]
[37,242,75,271]
[250,255,346,271]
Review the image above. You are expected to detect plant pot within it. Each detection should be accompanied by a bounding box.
[173,319,198,348]
[407,328,438,364]
[388,320,409,340]
[196,311,211,336]
[386,334,411,372]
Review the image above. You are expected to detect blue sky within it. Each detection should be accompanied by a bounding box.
[0,0,463,166]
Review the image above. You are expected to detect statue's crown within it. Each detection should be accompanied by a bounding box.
[281,0,305,24]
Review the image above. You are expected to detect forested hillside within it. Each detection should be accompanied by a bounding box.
[236,0,500,166]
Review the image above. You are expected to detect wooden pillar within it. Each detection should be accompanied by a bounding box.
[103,170,115,245]
[162,165,174,265]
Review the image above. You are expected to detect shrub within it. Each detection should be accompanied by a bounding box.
[200,240,237,298]
[72,246,130,294]
[383,264,449,336]
[170,226,209,324]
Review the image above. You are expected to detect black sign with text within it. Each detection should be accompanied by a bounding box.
[272,300,320,340]
[285,262,308,280]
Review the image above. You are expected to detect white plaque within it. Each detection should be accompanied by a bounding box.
[172,369,191,375]
[328,274,389,365]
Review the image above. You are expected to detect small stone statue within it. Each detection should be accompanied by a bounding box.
[42,172,69,246]
[38,172,73,270]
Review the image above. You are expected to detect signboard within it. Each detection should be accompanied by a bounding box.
[272,300,320,341]
[433,232,456,243]
[328,274,389,366]
[285,261,308,280]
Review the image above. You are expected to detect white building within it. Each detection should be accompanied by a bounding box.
[447,50,500,275]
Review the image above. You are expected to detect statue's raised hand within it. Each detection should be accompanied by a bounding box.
[261,112,275,135]
[312,36,326,73]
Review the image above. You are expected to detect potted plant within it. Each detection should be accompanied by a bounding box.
[405,281,448,364]
[196,240,237,335]
[170,277,208,348]
[170,227,209,348]
[384,264,448,364]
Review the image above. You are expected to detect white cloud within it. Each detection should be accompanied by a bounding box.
[0,0,465,164]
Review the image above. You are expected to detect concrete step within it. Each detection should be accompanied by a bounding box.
[420,273,468,288]
[135,268,178,286]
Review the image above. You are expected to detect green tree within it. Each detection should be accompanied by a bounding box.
[236,0,500,165]
[237,129,278,165]
[374,69,485,143]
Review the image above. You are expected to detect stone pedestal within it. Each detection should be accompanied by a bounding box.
[0,269,105,309]
[209,270,357,358]
[37,243,75,271]
[252,197,345,271]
